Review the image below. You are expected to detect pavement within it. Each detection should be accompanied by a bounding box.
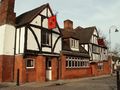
[0,74,114,87]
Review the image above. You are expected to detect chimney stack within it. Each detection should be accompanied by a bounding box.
[0,0,16,26]
[64,19,73,30]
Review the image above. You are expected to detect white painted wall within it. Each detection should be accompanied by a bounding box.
[31,15,41,26]
[27,28,39,51]
[16,27,25,54]
[0,24,15,55]
[84,44,88,51]
[52,33,61,53]
[41,8,47,16]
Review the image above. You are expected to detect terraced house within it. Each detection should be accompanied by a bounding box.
[0,0,111,84]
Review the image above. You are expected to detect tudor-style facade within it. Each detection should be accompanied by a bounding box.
[61,20,91,79]
[75,26,111,76]
[14,4,62,83]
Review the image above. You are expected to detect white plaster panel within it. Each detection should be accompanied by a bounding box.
[54,38,61,53]
[43,18,48,28]
[27,29,39,51]
[20,27,25,53]
[52,33,61,53]
[48,8,52,17]
[31,27,41,47]
[42,47,51,52]
[31,15,41,26]
[52,28,60,33]
[84,44,88,51]
[0,24,15,55]
[41,8,47,16]
[16,28,20,54]
[0,25,5,55]
[93,29,98,36]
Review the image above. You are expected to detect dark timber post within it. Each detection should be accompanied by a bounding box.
[117,70,120,90]
[16,69,20,86]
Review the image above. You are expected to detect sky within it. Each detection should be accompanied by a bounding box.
[15,0,120,50]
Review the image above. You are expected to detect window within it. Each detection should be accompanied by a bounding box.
[92,45,100,53]
[26,58,35,69]
[98,63,103,70]
[70,38,79,50]
[66,56,89,68]
[42,30,51,46]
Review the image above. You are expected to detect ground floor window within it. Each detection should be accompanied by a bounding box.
[97,63,103,70]
[26,58,35,69]
[66,56,89,68]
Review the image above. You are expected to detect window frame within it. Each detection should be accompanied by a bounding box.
[26,58,35,69]
[66,56,89,68]
[41,30,52,47]
[70,38,79,50]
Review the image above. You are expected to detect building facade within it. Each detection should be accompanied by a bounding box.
[14,4,62,83]
[0,0,111,84]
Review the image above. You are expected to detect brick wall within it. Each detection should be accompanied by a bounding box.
[0,55,14,82]
[90,60,111,76]
[52,57,58,80]
[14,55,26,84]
[36,56,46,82]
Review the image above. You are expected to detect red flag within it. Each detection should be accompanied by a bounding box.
[98,39,105,46]
[48,16,57,29]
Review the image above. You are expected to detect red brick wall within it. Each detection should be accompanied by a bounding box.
[14,55,26,84]
[0,0,15,25]
[0,56,3,82]
[52,57,58,80]
[36,56,46,82]
[61,55,92,79]
[90,60,111,76]
[26,69,36,82]
[0,55,14,82]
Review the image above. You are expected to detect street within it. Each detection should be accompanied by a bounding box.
[0,75,117,90]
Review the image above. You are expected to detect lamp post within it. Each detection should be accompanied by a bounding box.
[109,25,119,75]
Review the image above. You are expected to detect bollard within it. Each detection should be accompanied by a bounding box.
[117,70,120,90]
[16,69,20,86]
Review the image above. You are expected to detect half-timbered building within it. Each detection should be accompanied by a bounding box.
[75,26,111,76]
[14,3,62,83]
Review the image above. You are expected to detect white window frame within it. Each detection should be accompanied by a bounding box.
[66,56,89,68]
[70,38,79,51]
[26,58,35,69]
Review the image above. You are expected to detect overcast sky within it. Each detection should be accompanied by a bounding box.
[15,0,120,49]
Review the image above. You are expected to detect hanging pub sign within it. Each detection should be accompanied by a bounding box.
[48,15,57,29]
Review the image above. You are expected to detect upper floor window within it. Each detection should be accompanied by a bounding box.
[70,38,79,50]
[92,45,100,53]
[42,30,51,46]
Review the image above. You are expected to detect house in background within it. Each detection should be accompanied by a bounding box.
[75,26,111,76]
[61,20,91,79]
[15,3,62,83]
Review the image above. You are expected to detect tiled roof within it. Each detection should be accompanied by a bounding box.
[16,3,48,27]
[75,26,95,44]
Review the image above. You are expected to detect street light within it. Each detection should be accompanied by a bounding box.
[109,25,119,74]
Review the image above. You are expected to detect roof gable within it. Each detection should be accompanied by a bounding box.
[16,3,49,27]
[75,26,96,43]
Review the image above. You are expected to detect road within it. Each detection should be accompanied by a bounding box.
[0,75,117,90]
